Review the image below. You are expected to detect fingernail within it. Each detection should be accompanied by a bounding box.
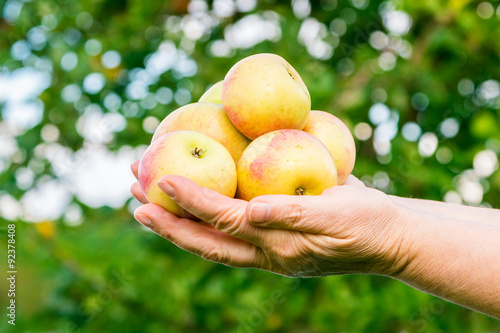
[158,180,176,199]
[249,202,271,223]
[135,213,153,228]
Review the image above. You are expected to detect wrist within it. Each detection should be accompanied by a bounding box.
[377,198,423,279]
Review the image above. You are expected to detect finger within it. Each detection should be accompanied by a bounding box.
[246,195,331,234]
[321,175,364,196]
[157,175,264,244]
[131,160,140,180]
[130,181,148,204]
[342,175,365,187]
[134,203,269,269]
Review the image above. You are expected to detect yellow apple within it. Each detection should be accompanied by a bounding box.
[303,111,356,184]
[236,129,338,200]
[198,81,223,104]
[139,130,237,217]
[152,103,251,163]
[222,53,311,140]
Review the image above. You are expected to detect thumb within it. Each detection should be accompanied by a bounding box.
[246,195,329,233]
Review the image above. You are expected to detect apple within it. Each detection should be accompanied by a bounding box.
[198,81,223,104]
[303,111,356,184]
[236,129,338,201]
[152,103,251,163]
[222,53,311,140]
[139,130,237,217]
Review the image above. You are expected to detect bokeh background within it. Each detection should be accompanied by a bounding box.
[1,0,500,332]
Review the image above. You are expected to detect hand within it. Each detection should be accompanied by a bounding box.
[130,161,413,278]
[130,160,149,205]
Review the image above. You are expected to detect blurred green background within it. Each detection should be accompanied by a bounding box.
[1,0,500,332]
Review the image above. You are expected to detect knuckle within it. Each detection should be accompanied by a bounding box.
[196,187,214,206]
[212,209,243,234]
[200,244,229,264]
[155,226,173,242]
[201,186,221,201]
[279,203,305,225]
[179,187,218,217]
[213,219,232,233]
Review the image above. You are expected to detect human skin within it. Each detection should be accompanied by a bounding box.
[130,162,500,319]
[392,196,500,227]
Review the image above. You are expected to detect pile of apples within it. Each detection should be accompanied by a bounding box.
[139,53,356,218]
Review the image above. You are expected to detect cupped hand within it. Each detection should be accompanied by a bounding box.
[130,161,413,278]
[130,160,149,204]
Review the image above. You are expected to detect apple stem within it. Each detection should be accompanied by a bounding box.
[295,187,305,195]
[191,147,206,158]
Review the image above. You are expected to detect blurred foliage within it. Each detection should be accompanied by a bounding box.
[1,0,500,332]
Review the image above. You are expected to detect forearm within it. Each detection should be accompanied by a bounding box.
[391,196,500,227]
[394,209,500,319]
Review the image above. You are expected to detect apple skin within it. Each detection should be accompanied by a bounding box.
[222,53,311,140]
[139,130,237,217]
[198,81,223,104]
[236,129,338,201]
[303,111,356,185]
[152,103,251,163]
